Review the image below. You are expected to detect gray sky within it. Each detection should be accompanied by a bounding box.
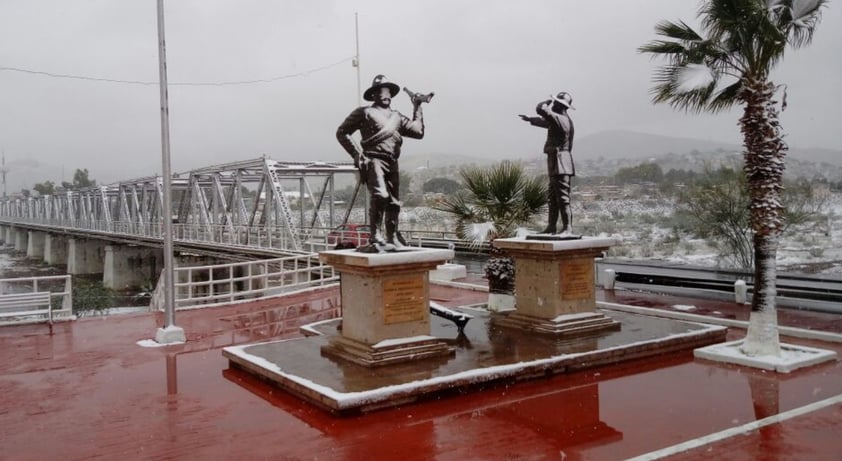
[1,0,840,191]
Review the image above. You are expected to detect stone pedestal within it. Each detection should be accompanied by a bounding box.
[318,248,455,367]
[491,236,621,338]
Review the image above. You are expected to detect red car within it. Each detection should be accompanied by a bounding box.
[327,224,371,248]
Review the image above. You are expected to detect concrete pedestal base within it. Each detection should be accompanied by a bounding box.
[429,263,467,281]
[223,308,727,414]
[694,340,837,373]
[322,334,453,368]
[155,325,186,344]
[494,311,620,338]
[487,292,515,312]
[492,236,620,337]
[318,247,454,367]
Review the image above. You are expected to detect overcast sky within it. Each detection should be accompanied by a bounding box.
[1,0,839,191]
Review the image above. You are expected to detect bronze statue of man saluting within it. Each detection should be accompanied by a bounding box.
[519,91,578,238]
[336,74,433,252]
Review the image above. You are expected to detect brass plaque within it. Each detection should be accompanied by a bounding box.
[560,258,593,300]
[383,275,426,325]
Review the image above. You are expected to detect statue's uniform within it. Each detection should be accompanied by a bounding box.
[336,104,424,244]
[524,101,575,233]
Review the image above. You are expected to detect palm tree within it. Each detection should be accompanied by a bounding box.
[434,161,547,292]
[639,0,827,356]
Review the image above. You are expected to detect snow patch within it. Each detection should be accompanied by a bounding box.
[136,339,184,348]
[372,335,437,348]
[675,64,715,93]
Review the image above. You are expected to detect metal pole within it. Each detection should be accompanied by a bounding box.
[354,12,361,107]
[156,0,179,335]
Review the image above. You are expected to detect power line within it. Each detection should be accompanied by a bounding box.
[0,56,354,87]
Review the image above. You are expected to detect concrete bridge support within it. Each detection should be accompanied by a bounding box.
[14,228,28,253]
[0,225,7,245]
[67,239,105,275]
[45,235,69,265]
[103,245,163,290]
[26,231,47,259]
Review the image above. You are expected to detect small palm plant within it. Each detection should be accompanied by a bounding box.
[434,161,547,293]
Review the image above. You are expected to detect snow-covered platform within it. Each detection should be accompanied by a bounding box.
[694,340,837,373]
[223,308,727,414]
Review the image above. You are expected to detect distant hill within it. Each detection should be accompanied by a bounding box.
[575,130,739,160]
[401,152,493,171]
[575,130,842,167]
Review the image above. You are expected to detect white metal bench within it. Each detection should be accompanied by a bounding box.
[0,291,53,320]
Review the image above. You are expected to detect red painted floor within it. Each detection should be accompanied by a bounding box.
[0,285,840,460]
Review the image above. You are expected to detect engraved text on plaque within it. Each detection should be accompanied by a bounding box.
[560,258,593,300]
[383,275,426,324]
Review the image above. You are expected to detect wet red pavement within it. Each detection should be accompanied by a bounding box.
[1,284,840,460]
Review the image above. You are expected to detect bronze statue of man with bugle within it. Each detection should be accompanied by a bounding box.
[336,74,434,252]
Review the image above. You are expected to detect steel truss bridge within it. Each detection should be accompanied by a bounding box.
[0,157,365,257]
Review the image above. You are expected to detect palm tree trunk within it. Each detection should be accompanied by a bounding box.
[739,78,785,357]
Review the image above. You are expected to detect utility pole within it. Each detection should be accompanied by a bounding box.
[1,150,7,197]
[154,0,185,345]
[353,12,361,107]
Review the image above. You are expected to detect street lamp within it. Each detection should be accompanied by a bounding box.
[154,0,185,344]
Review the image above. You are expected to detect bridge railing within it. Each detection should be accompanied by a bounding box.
[151,253,339,310]
[0,216,322,253]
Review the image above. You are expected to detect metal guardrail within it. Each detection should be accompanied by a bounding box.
[150,254,338,310]
[599,260,842,314]
[0,275,73,325]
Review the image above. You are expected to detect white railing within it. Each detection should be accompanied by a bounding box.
[0,217,319,253]
[151,254,339,310]
[0,274,73,324]
[0,217,465,254]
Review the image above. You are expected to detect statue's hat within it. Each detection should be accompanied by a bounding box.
[551,91,575,110]
[364,74,400,102]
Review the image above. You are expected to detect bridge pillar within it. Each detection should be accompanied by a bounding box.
[104,245,163,290]
[0,225,7,245]
[67,239,105,275]
[4,226,14,246]
[26,231,47,259]
[14,228,28,253]
[45,234,69,265]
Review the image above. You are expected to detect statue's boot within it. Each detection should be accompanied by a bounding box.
[385,208,401,247]
[541,194,559,234]
[558,204,573,235]
[369,203,386,246]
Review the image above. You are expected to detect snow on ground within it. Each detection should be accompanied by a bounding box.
[400,192,842,277]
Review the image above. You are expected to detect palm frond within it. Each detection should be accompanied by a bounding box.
[654,20,703,42]
[784,0,827,47]
[437,160,548,242]
[707,80,743,112]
